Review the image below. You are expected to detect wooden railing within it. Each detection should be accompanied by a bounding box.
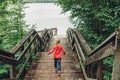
[67,27,120,80]
[0,28,57,80]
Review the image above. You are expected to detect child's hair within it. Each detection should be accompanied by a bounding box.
[56,39,60,44]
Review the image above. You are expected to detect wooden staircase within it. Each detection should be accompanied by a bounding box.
[23,35,84,80]
[1,27,120,80]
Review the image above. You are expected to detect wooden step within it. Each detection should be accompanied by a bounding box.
[23,36,84,80]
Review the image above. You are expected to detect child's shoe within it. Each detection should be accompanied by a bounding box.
[57,71,61,76]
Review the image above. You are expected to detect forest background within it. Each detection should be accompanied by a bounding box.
[0,0,120,79]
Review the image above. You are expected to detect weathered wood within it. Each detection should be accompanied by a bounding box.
[16,63,26,79]
[96,60,103,80]
[85,42,115,65]
[74,43,88,79]
[74,44,97,80]
[112,39,120,80]
[10,65,16,79]
[86,65,90,77]
[74,34,86,62]
[10,29,36,54]
[89,65,94,78]
[17,34,37,61]
[37,28,57,36]
[0,28,55,80]
[0,49,13,56]
[89,32,116,55]
[15,28,55,79]
[116,26,120,39]
[67,28,120,80]
[74,29,92,55]
[0,55,18,65]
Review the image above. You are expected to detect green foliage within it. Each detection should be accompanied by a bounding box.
[103,57,114,79]
[32,54,39,60]
[0,0,27,50]
[56,0,120,79]
[0,64,9,79]
[75,62,81,68]
[56,0,120,40]
[0,0,28,79]
[103,70,111,80]
[24,0,55,3]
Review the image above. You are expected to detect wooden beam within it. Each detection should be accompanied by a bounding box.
[74,29,92,55]
[17,34,37,61]
[10,29,36,54]
[0,49,13,56]
[96,60,103,80]
[0,55,18,65]
[112,39,120,80]
[85,42,115,65]
[10,65,16,79]
[74,34,86,62]
[74,43,88,79]
[74,44,97,80]
[89,32,116,55]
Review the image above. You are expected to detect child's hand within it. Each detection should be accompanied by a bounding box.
[63,52,65,55]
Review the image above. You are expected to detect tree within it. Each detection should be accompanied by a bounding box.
[56,0,120,48]
[0,0,27,50]
[24,0,55,3]
[0,0,27,78]
[56,0,120,79]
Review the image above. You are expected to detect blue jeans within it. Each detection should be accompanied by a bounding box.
[54,58,61,72]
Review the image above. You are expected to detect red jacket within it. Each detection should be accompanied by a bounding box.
[48,44,65,59]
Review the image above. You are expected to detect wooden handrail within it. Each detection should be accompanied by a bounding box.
[74,28,92,55]
[37,28,57,36]
[0,28,57,80]
[89,32,116,56]
[0,49,13,56]
[67,27,119,80]
[17,33,37,61]
[0,55,18,65]
[85,42,115,65]
[10,29,36,54]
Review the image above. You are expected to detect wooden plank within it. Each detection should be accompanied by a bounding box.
[74,34,86,62]
[112,39,120,80]
[74,29,92,55]
[0,49,13,56]
[74,43,88,79]
[96,60,103,80]
[89,32,116,55]
[74,44,97,80]
[10,65,16,79]
[51,28,57,36]
[85,42,115,65]
[0,55,18,65]
[116,27,120,39]
[10,29,36,54]
[37,28,57,36]
[17,34,37,61]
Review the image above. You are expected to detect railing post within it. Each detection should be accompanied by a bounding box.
[112,39,120,80]
[96,60,103,80]
[10,65,16,79]
[10,55,16,79]
[89,64,94,78]
[86,65,91,77]
[40,38,43,52]
[34,38,37,54]
[112,28,120,80]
